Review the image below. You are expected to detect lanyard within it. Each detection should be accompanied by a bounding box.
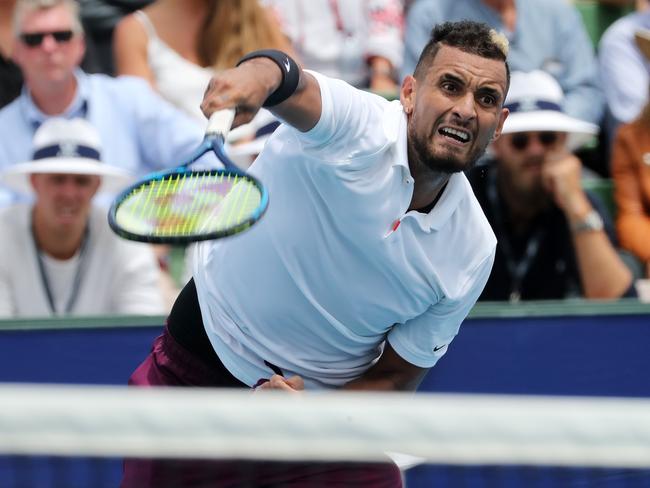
[486,170,545,302]
[32,223,90,315]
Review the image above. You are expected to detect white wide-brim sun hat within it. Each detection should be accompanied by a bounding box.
[501,70,599,151]
[1,117,132,195]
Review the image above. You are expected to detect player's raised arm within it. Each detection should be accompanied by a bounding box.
[200,50,321,133]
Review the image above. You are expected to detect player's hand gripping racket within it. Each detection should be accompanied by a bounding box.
[108,109,268,244]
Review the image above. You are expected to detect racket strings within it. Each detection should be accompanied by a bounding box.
[114,171,263,238]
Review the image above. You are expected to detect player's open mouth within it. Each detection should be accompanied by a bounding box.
[438,127,471,144]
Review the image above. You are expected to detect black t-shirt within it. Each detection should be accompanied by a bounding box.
[0,53,22,109]
[467,163,618,301]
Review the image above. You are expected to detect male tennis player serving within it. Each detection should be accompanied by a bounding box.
[122,20,510,488]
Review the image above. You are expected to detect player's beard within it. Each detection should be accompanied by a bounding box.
[409,124,490,174]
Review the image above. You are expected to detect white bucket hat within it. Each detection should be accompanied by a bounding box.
[2,118,132,195]
[502,70,599,151]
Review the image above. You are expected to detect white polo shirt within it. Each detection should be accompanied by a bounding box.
[193,72,496,389]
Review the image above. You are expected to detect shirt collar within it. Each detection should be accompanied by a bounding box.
[391,102,410,172]
[21,69,89,128]
[406,172,467,233]
[392,103,468,233]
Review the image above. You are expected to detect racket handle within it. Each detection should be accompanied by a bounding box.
[206,109,236,138]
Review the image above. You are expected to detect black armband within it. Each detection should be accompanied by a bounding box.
[236,49,300,107]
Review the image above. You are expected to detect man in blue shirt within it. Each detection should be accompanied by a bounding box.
[0,0,205,206]
[402,0,605,126]
[599,1,650,141]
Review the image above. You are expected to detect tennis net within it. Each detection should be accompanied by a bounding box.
[1,384,649,487]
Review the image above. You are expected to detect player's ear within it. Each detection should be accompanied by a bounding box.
[491,107,509,141]
[400,75,416,116]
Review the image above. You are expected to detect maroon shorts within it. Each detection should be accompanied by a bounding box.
[121,327,402,488]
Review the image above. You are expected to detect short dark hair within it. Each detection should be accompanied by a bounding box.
[413,20,510,89]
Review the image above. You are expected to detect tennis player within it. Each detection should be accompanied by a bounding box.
[123,20,510,488]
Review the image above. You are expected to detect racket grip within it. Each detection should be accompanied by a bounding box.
[206,109,236,138]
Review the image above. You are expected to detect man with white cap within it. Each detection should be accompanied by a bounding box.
[0,117,165,317]
[468,70,636,301]
[0,0,207,207]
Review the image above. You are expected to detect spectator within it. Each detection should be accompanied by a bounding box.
[113,0,289,159]
[599,1,650,140]
[403,0,605,126]
[80,0,153,75]
[114,0,289,122]
[0,0,208,207]
[0,0,23,108]
[0,117,165,318]
[611,96,650,279]
[263,0,404,96]
[468,70,635,301]
[598,0,646,10]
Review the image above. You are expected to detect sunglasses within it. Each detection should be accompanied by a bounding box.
[509,132,559,151]
[19,30,74,47]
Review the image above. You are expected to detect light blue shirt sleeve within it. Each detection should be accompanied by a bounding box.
[123,77,208,170]
[599,13,650,126]
[401,0,441,78]
[83,73,215,177]
[0,99,37,206]
[549,2,605,125]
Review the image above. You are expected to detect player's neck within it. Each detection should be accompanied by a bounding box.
[28,75,78,115]
[406,142,452,212]
[408,173,450,212]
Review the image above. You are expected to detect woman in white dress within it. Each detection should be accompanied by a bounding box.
[113,0,293,290]
[113,0,292,151]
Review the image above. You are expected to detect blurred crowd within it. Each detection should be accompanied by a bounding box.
[0,0,649,319]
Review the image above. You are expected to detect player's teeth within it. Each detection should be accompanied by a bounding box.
[441,128,469,141]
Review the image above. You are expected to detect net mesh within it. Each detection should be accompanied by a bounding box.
[1,384,650,487]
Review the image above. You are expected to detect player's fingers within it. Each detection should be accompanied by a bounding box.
[252,375,303,394]
[285,375,305,391]
[268,374,294,390]
[200,92,228,119]
[200,75,238,117]
[232,107,258,128]
[253,381,271,391]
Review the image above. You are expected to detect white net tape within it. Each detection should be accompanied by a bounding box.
[1,384,649,468]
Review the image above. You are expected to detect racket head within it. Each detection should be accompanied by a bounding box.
[108,163,269,244]
[108,109,269,244]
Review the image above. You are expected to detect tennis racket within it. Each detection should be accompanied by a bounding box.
[108,109,269,244]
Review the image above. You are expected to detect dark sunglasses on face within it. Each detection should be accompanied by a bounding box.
[19,30,74,47]
[510,131,559,151]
